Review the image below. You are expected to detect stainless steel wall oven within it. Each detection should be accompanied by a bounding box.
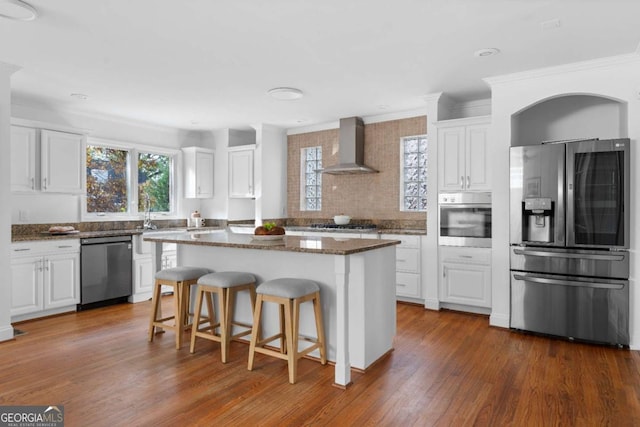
[439,192,491,248]
[509,138,630,346]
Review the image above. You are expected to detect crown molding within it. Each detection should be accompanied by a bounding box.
[484,53,640,87]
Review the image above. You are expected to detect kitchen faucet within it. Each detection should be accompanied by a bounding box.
[143,193,157,230]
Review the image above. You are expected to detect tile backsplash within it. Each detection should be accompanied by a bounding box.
[287,116,427,226]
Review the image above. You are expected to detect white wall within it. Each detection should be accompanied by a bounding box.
[1,62,21,342]
[485,54,640,347]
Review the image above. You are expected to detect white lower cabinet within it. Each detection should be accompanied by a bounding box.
[439,246,491,309]
[381,234,422,299]
[10,240,80,321]
[133,256,154,297]
[130,234,155,303]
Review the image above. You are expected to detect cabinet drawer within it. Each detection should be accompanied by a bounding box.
[396,272,420,298]
[396,248,419,273]
[12,240,79,257]
[380,234,420,248]
[439,247,490,265]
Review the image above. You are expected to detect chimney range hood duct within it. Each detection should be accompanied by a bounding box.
[321,117,378,175]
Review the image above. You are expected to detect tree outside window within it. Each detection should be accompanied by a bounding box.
[86,144,174,216]
[86,145,129,213]
[138,152,171,212]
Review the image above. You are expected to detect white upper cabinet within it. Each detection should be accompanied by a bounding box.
[228,146,255,198]
[40,129,85,193]
[10,125,37,192]
[183,147,214,198]
[437,116,491,191]
[11,126,84,193]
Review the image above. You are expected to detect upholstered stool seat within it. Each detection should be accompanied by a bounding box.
[247,278,327,384]
[148,266,212,349]
[190,271,257,363]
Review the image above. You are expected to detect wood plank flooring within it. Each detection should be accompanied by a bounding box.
[2,300,640,426]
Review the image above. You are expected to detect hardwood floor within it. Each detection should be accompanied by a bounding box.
[2,300,640,426]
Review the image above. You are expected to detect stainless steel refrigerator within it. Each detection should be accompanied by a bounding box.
[509,138,630,346]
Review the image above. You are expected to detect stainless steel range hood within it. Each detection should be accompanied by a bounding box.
[322,117,378,175]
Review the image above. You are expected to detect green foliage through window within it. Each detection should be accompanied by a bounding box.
[138,152,171,212]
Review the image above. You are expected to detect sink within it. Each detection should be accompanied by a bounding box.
[229,225,255,234]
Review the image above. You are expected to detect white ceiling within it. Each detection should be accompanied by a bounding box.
[1,0,639,131]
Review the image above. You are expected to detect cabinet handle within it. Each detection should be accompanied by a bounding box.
[397,283,406,287]
[44,260,49,271]
[57,245,73,249]
[31,177,35,190]
[38,260,43,272]
[460,176,464,189]
[466,176,470,188]
[459,255,472,259]
[14,248,31,252]
[397,259,407,263]
[42,177,47,190]
[443,267,447,278]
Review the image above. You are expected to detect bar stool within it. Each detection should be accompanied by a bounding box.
[190,271,257,363]
[248,278,327,384]
[148,266,212,349]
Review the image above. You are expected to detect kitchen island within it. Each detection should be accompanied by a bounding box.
[144,230,400,387]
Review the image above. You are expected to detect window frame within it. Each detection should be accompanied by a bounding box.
[399,134,428,212]
[299,146,323,212]
[82,137,179,221]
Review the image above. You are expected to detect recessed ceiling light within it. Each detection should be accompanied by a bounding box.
[70,93,89,100]
[267,87,303,100]
[0,0,38,21]
[474,48,501,58]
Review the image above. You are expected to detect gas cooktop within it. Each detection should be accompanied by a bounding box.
[309,223,377,230]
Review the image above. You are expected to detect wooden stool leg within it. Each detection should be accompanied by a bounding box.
[148,280,162,341]
[221,287,234,363]
[174,282,183,349]
[279,303,286,354]
[284,298,296,384]
[190,286,205,353]
[313,292,327,365]
[248,294,264,371]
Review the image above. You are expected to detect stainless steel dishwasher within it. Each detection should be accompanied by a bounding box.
[79,235,133,310]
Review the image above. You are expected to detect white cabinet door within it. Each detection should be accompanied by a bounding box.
[40,129,84,193]
[440,262,491,307]
[229,148,254,198]
[10,257,42,316]
[194,151,214,198]
[44,253,80,309]
[465,124,490,191]
[438,126,466,191]
[438,246,491,308]
[183,147,214,198]
[134,256,154,295]
[10,126,37,192]
[437,117,491,191]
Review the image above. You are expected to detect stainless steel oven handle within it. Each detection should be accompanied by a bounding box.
[513,248,625,261]
[513,274,625,290]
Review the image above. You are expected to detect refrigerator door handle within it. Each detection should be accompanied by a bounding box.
[513,248,626,262]
[513,274,626,290]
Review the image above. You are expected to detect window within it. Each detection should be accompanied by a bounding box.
[85,140,176,218]
[86,146,130,213]
[401,135,427,211]
[138,152,171,213]
[301,146,322,211]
